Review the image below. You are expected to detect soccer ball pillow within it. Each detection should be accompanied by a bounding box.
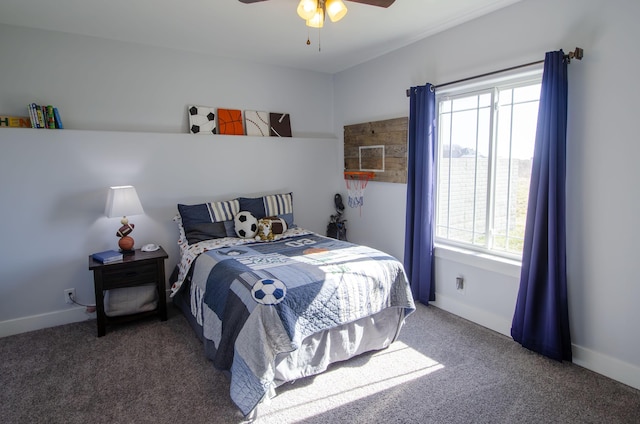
[234,211,258,238]
[251,278,287,305]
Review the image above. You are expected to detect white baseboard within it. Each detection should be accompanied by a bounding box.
[433,293,512,337]
[572,344,640,391]
[433,293,640,391]
[0,307,95,338]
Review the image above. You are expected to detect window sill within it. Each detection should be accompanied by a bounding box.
[434,243,521,278]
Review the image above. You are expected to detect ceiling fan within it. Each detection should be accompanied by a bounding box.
[238,0,395,6]
[239,0,395,28]
[239,0,395,50]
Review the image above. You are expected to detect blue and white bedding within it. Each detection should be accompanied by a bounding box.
[173,229,415,416]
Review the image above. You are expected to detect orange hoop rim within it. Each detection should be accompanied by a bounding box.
[344,171,375,180]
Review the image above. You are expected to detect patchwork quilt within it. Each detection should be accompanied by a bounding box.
[177,231,415,415]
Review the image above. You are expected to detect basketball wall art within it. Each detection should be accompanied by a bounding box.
[218,108,244,135]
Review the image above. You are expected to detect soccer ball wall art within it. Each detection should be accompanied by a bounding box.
[188,105,216,134]
[251,278,287,305]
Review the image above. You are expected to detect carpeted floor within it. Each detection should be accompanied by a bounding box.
[1,304,639,423]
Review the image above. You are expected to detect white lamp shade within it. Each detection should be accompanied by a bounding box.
[297,0,317,20]
[105,185,144,218]
[326,0,347,22]
[306,9,325,28]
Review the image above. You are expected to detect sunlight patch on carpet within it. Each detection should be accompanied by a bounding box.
[255,341,444,422]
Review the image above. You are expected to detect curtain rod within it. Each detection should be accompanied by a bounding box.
[405,47,583,97]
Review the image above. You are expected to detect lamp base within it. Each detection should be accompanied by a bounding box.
[118,235,135,252]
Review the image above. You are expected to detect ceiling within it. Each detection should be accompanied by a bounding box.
[0,0,522,74]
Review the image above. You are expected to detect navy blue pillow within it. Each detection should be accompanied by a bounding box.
[238,197,267,219]
[178,203,231,244]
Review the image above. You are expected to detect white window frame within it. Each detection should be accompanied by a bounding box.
[434,67,543,262]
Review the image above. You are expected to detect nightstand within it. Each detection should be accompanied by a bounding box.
[88,247,168,337]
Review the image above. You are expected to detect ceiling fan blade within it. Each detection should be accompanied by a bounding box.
[238,0,269,4]
[347,0,396,7]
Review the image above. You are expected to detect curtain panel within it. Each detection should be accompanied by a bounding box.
[511,50,572,362]
[404,84,436,304]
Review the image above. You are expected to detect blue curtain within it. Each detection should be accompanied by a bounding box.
[404,84,436,304]
[511,51,572,361]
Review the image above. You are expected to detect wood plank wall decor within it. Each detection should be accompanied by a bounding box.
[344,117,408,183]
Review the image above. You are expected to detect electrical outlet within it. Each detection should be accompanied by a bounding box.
[64,288,75,304]
[456,277,465,294]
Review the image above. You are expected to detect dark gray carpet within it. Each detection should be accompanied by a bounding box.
[1,304,638,423]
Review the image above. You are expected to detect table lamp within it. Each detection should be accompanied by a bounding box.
[105,185,144,253]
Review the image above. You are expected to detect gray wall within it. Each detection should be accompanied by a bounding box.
[333,0,640,390]
[0,24,342,335]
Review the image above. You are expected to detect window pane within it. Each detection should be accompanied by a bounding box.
[513,84,541,103]
[436,77,541,258]
[452,96,478,112]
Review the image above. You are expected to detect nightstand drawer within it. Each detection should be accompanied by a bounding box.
[101,262,157,289]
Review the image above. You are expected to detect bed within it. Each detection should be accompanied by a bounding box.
[170,192,415,416]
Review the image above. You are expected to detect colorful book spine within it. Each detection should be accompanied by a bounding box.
[46,105,55,128]
[53,107,64,129]
[29,103,39,128]
[35,105,46,128]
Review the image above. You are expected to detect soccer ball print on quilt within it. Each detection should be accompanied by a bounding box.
[188,105,216,134]
[251,278,287,305]
[244,110,270,137]
[218,108,244,135]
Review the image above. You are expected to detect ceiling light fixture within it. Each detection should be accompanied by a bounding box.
[297,0,347,50]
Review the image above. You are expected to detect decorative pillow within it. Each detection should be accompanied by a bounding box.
[177,199,239,244]
[238,192,295,228]
[238,196,267,219]
[234,211,258,239]
[255,216,288,241]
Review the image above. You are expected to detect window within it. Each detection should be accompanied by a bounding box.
[435,73,542,259]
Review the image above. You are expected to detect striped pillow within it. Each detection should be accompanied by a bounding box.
[264,193,293,217]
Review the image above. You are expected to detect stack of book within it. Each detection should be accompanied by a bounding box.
[27,103,64,129]
[91,249,123,264]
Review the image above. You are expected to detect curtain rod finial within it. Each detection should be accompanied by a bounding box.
[567,47,584,62]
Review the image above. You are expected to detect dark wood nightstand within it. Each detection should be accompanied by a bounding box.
[88,247,168,337]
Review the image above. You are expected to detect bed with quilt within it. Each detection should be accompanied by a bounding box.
[170,192,415,416]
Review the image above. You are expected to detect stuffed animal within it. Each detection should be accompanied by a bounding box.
[255,216,288,241]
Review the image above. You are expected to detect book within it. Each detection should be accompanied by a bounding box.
[35,105,46,128]
[29,103,39,128]
[46,105,55,128]
[92,249,123,264]
[53,107,64,129]
[27,105,35,128]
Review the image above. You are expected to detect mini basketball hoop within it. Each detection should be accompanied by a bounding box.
[344,171,375,212]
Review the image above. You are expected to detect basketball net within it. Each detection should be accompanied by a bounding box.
[344,172,374,215]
